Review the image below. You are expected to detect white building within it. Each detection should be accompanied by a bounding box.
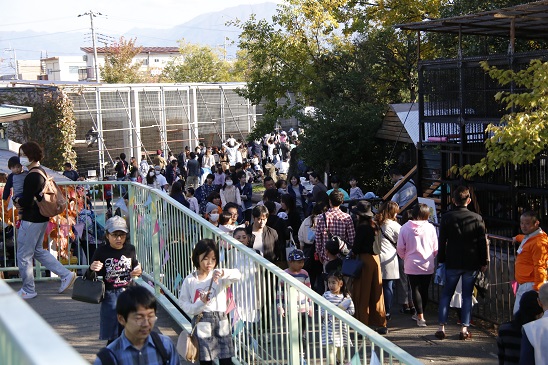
[41,56,88,82]
[80,47,180,81]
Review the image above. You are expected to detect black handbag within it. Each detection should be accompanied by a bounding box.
[72,272,105,304]
[341,252,363,278]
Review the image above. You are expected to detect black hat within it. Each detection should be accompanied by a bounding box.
[352,200,374,217]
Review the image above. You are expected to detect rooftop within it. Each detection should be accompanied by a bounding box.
[396,0,548,39]
[80,46,180,54]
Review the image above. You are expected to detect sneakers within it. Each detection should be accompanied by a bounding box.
[400,307,416,315]
[417,318,427,327]
[17,289,37,299]
[59,272,77,293]
[411,314,418,321]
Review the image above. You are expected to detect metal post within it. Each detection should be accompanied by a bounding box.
[78,11,102,83]
[194,87,199,151]
[287,286,302,365]
[96,89,105,179]
[220,86,225,142]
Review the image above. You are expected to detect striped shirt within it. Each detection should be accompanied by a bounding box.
[277,269,312,313]
[321,291,355,347]
[497,320,522,365]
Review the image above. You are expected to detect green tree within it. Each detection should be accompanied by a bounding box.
[161,39,243,82]
[100,37,144,83]
[455,59,548,178]
[1,88,77,170]
[233,0,433,186]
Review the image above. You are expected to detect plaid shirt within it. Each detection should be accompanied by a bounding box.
[315,207,355,263]
[94,330,180,365]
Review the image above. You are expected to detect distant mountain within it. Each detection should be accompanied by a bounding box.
[0,2,278,72]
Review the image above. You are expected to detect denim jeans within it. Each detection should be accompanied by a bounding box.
[382,279,394,315]
[17,221,71,294]
[99,288,126,340]
[438,269,477,326]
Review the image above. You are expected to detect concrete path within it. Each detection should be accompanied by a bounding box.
[9,281,499,364]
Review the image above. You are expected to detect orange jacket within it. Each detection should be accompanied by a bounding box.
[515,231,548,290]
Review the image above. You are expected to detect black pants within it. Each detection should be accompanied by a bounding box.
[407,274,432,315]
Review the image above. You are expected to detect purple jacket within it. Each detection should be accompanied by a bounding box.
[397,220,438,275]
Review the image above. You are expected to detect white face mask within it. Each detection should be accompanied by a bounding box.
[149,172,155,177]
[19,156,31,167]
[210,213,219,222]
[226,180,233,187]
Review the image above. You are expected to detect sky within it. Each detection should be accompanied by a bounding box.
[1,0,281,34]
[0,0,282,74]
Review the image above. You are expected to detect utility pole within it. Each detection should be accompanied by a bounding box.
[78,11,102,82]
[4,45,18,79]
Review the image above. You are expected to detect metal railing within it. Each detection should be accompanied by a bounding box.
[0,280,87,365]
[429,234,517,325]
[126,182,422,365]
[1,180,518,362]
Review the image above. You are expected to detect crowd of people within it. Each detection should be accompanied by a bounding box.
[5,135,548,365]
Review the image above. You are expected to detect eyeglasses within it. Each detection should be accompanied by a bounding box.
[132,315,157,326]
[110,232,127,239]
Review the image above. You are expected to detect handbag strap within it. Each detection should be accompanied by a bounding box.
[381,228,396,247]
[190,275,215,335]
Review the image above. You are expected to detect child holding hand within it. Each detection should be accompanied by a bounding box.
[179,239,241,365]
[321,271,355,365]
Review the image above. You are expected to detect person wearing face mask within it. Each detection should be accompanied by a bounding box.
[151,166,168,192]
[206,206,221,227]
[219,177,241,210]
[14,142,77,299]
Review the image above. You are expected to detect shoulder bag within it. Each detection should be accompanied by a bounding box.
[177,276,214,362]
[72,271,105,304]
[341,251,363,278]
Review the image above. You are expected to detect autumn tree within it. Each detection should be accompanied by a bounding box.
[161,39,244,82]
[455,59,548,178]
[100,37,144,83]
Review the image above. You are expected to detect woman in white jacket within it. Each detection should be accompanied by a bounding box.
[376,201,401,321]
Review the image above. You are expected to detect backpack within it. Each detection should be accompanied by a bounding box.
[96,331,170,365]
[29,167,67,217]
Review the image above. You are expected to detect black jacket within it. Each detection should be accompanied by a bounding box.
[246,225,278,263]
[438,206,488,271]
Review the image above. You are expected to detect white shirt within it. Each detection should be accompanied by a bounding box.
[154,173,168,191]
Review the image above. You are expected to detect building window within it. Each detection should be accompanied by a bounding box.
[69,66,79,74]
[154,59,160,63]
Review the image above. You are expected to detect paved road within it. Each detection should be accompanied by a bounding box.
[10,281,498,364]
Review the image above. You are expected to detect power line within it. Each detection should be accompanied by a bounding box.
[0,29,88,42]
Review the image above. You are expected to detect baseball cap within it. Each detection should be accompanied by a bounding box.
[105,216,129,233]
[288,249,305,261]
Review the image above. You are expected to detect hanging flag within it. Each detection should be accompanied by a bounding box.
[162,249,170,266]
[174,273,182,292]
[370,351,381,365]
[73,223,85,239]
[153,220,160,235]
